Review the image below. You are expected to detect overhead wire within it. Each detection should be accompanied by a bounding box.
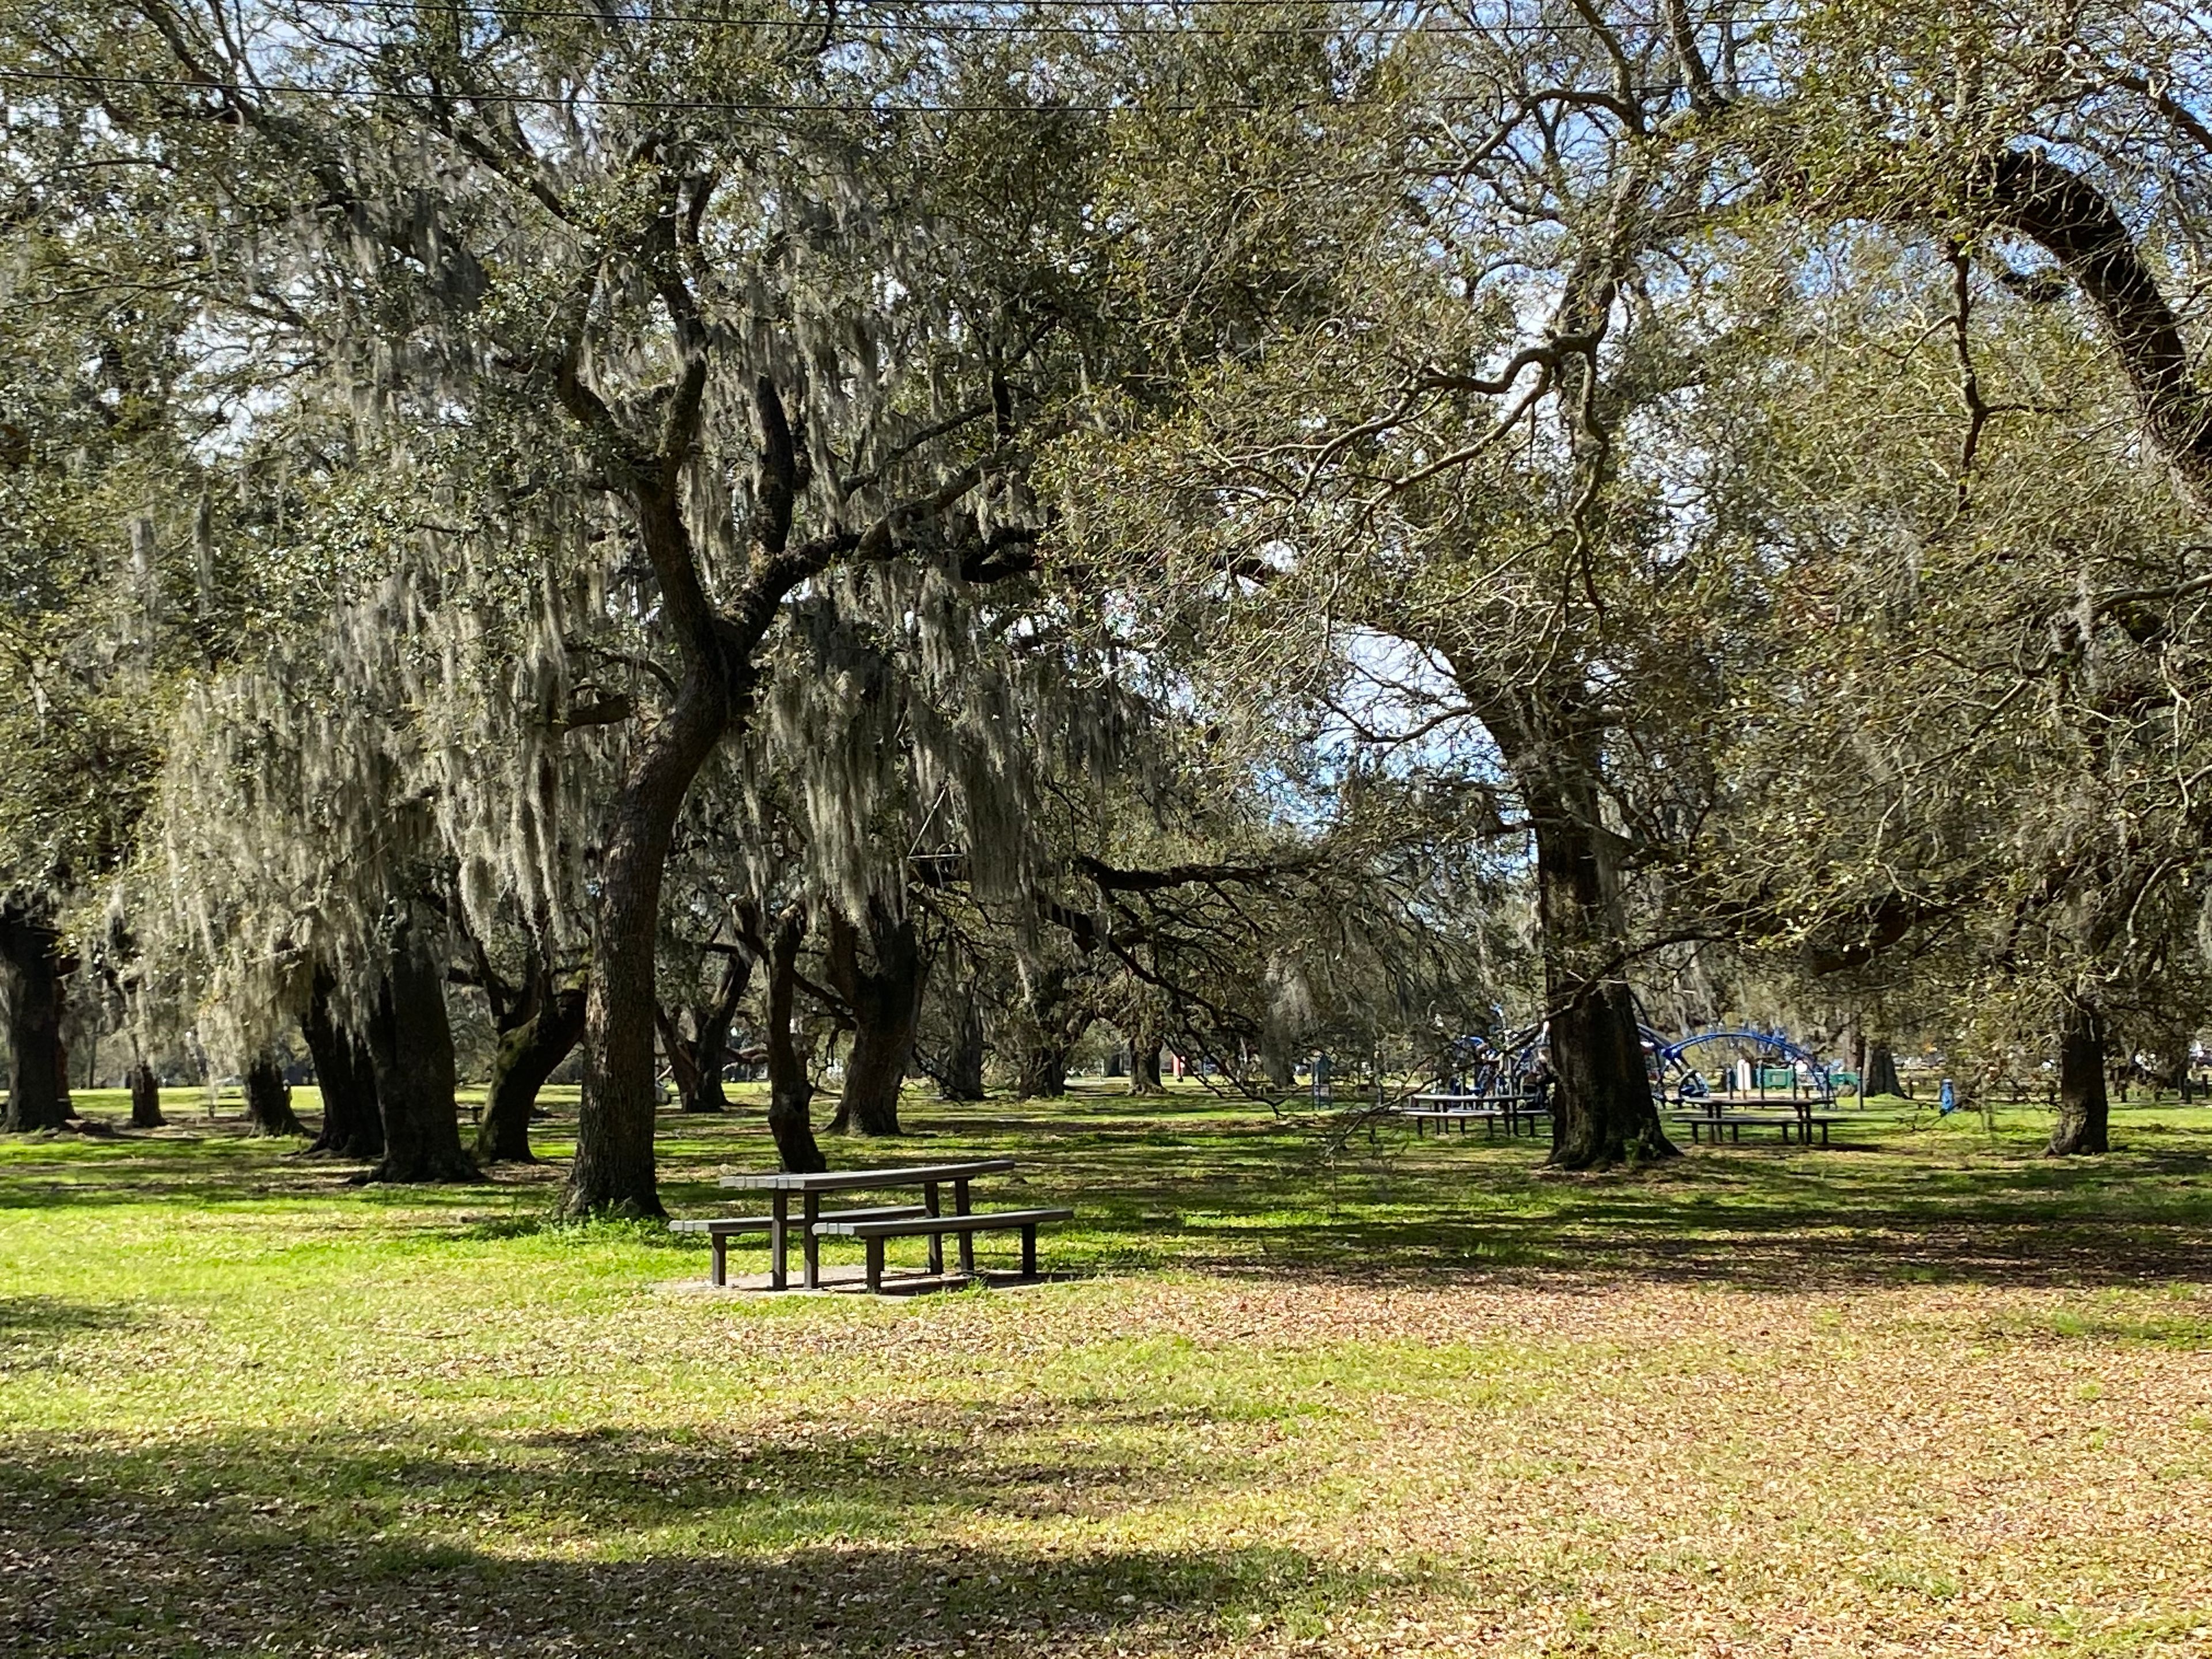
[1,1,1804,113]
[0,62,1798,109]
[274,0,1806,36]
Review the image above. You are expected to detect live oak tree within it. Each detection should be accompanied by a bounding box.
[0,54,270,1131]
[1056,5,1756,1165]
[39,3,1101,1211]
[1704,1,2212,1155]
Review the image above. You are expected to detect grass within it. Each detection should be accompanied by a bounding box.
[5,1081,2211,1657]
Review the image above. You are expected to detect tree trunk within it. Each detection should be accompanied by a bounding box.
[1124,1017,1166,1096]
[1521,767,1676,1169]
[1016,1043,1072,1100]
[1862,1042,1903,1099]
[656,953,749,1116]
[764,908,827,1173]
[363,910,476,1183]
[1010,962,1090,1100]
[567,673,727,1217]
[825,902,923,1137]
[476,967,585,1164]
[0,908,70,1132]
[301,968,384,1160]
[934,978,987,1101]
[681,995,735,1114]
[2048,1001,2110,1156]
[243,1048,307,1137]
[129,1060,165,1128]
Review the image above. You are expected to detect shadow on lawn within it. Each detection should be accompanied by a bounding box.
[0,1295,141,1368]
[0,1425,1424,1657]
[17,1097,2212,1293]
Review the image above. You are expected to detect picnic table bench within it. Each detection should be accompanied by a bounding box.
[689,1159,1071,1291]
[814,1207,1076,1292]
[671,1205,925,1287]
[1670,1108,1842,1146]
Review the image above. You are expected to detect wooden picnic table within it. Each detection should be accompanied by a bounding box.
[1404,1092,1550,1138]
[718,1160,1017,1290]
[1669,1095,1842,1147]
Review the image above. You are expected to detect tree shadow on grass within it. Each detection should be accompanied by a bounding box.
[0,1423,1432,1657]
[0,1295,140,1368]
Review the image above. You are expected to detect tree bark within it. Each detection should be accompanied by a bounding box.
[562,377,824,1218]
[0,908,70,1132]
[656,952,749,1116]
[932,976,987,1101]
[764,907,828,1173]
[243,1048,308,1137]
[825,901,923,1137]
[1503,719,1676,1169]
[476,967,585,1164]
[1010,963,1091,1100]
[1124,1016,1166,1096]
[1016,1042,1073,1100]
[1862,1042,1903,1099]
[2048,1001,2110,1156]
[128,1060,165,1129]
[301,968,384,1160]
[1983,150,2212,515]
[362,910,476,1183]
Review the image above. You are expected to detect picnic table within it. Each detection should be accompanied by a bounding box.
[1402,1092,1550,1138]
[1669,1096,1841,1147]
[717,1160,1017,1290]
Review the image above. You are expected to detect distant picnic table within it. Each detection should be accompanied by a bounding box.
[1668,1095,1842,1147]
[671,1160,1071,1293]
[1399,1092,1551,1138]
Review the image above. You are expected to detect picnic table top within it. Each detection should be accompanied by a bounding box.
[1668,1109,1839,1124]
[718,1158,1016,1193]
[1402,1104,1548,1118]
[1408,1092,1542,1106]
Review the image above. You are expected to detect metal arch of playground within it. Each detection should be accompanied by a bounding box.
[1453,1024,1834,1093]
[1647,1027,1834,1092]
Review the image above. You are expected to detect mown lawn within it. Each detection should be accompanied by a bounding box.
[4,1083,2210,1657]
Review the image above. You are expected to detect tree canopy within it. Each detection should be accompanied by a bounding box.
[4,0,2211,1185]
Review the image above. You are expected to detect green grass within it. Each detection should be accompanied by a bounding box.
[5,1082,2211,1656]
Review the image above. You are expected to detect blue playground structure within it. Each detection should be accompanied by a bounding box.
[1442,1021,1836,1101]
[1644,1025,1836,1105]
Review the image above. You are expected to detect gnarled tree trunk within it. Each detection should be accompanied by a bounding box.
[2048,1001,2110,1156]
[1133,1043,1165,1093]
[1009,961,1092,1101]
[243,1048,307,1137]
[301,968,384,1160]
[933,976,987,1101]
[656,951,750,1117]
[476,965,586,1165]
[0,907,70,1133]
[1123,1014,1166,1096]
[1480,698,1675,1171]
[825,901,923,1137]
[128,1060,165,1129]
[363,909,475,1183]
[1862,1041,1903,1099]
[1015,1040,1076,1100]
[764,907,827,1173]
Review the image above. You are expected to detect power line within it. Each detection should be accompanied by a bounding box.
[279,0,1801,18]
[0,63,1794,109]
[282,0,1808,32]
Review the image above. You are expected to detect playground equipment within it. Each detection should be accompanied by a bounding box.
[1646,1026,1837,1107]
[1397,1021,1842,1147]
